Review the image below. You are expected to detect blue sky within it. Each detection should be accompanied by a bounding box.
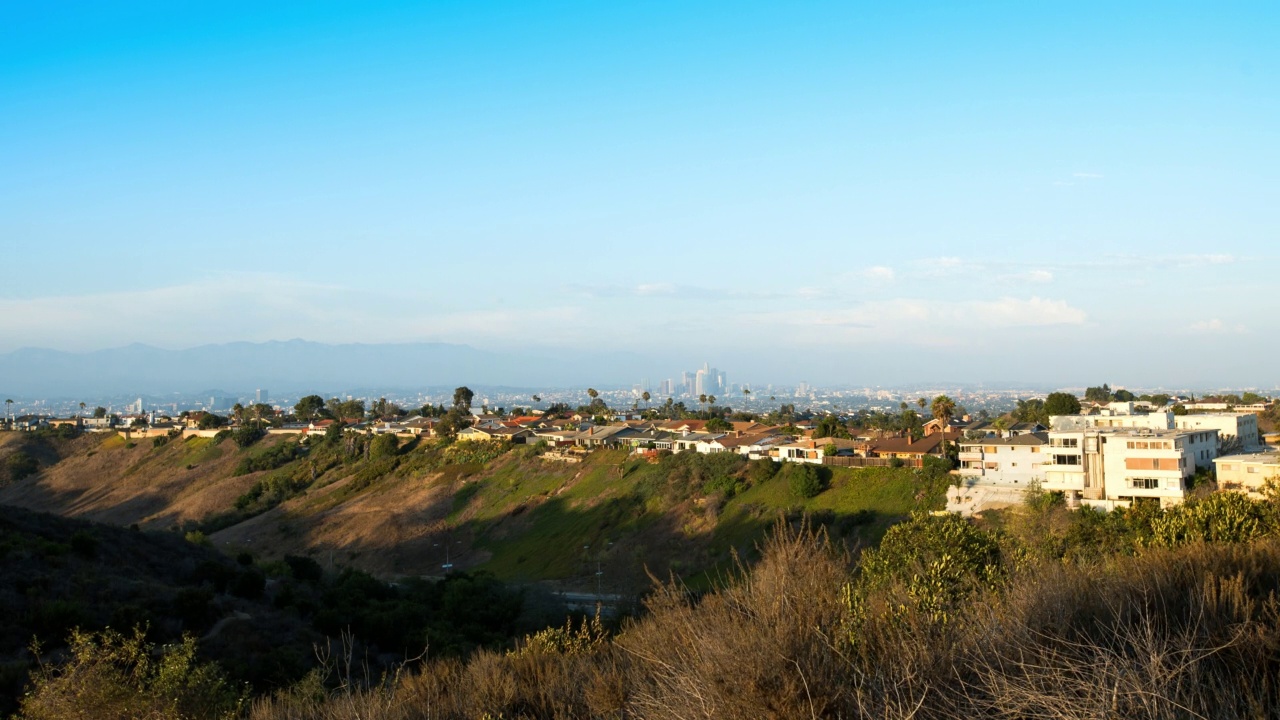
[1,1,1277,386]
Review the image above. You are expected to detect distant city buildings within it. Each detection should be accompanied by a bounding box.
[256,389,269,403]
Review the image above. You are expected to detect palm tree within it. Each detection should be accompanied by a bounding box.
[930,395,957,453]
[642,391,651,409]
[917,398,927,411]
[79,402,86,418]
[992,417,1009,437]
[743,387,751,403]
[587,388,598,402]
[930,395,956,427]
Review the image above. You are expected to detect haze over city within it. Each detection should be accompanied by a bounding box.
[3,1,1278,388]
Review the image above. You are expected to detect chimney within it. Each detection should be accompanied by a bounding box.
[907,435,914,446]
[808,439,816,449]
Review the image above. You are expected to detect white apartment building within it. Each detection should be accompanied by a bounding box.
[956,433,1048,487]
[1054,406,1258,453]
[1051,411,1173,432]
[1173,413,1260,451]
[1041,428,1218,509]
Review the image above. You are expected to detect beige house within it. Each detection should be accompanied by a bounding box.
[1212,453,1280,499]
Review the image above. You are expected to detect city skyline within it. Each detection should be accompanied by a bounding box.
[3,2,1278,384]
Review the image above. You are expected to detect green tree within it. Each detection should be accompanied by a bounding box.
[706,416,732,432]
[452,386,475,413]
[250,403,274,427]
[1084,384,1111,403]
[293,394,326,420]
[92,406,107,419]
[78,401,86,418]
[1012,398,1048,425]
[1043,392,1082,417]
[197,412,225,430]
[642,390,651,409]
[930,395,956,428]
[1112,389,1135,402]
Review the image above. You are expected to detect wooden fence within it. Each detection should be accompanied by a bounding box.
[822,456,923,468]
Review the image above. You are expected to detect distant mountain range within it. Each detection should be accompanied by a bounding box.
[0,340,659,397]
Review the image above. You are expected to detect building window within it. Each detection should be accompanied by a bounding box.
[1129,478,1160,490]
[1053,454,1081,465]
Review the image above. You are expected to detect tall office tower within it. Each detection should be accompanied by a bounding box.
[695,367,708,396]
[718,372,727,395]
[256,389,269,403]
[659,378,673,396]
[682,372,694,396]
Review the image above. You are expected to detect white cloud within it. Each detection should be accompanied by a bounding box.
[861,266,895,281]
[635,283,677,296]
[1004,269,1054,284]
[0,275,590,352]
[1187,318,1246,334]
[742,296,1087,346]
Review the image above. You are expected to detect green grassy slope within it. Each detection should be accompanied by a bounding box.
[2,431,951,593]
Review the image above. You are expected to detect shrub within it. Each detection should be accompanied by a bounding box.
[69,530,98,559]
[18,628,243,720]
[283,555,324,584]
[232,426,266,449]
[855,511,1003,623]
[233,442,303,477]
[782,463,827,499]
[6,451,39,482]
[369,433,400,460]
[231,569,266,600]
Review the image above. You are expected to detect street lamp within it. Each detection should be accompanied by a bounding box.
[434,540,461,571]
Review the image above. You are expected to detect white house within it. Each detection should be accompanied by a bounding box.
[956,432,1048,488]
[1041,427,1218,510]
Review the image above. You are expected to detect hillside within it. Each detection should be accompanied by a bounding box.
[0,430,950,593]
[0,503,328,715]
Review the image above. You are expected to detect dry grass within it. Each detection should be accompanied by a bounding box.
[246,524,1280,720]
